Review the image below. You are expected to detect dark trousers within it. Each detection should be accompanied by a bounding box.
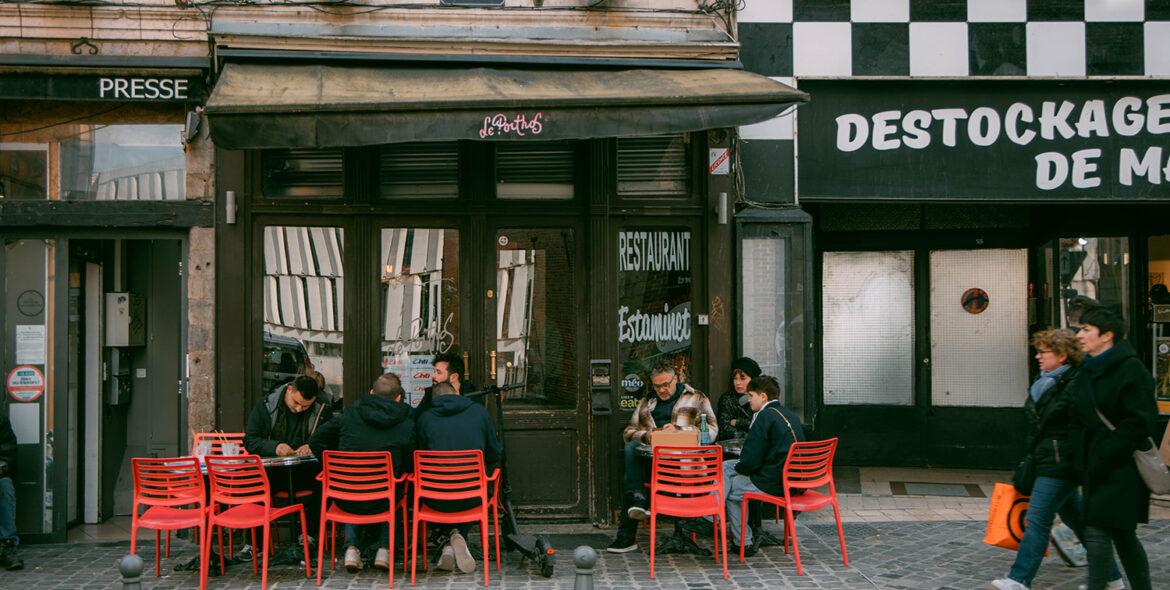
[271,463,322,539]
[1084,525,1151,590]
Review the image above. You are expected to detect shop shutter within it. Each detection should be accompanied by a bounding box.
[616,134,690,198]
[380,142,460,199]
[261,148,344,198]
[495,141,575,199]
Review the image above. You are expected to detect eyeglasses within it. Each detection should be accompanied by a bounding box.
[651,378,676,391]
[1036,349,1053,355]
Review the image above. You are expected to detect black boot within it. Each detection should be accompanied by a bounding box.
[0,539,23,571]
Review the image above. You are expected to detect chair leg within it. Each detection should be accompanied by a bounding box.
[199,524,210,590]
[421,522,428,569]
[410,516,420,586]
[261,522,271,590]
[481,514,490,587]
[317,516,327,586]
[250,528,258,574]
[219,526,228,575]
[833,501,849,566]
[331,521,337,571]
[299,508,312,578]
[388,516,396,589]
[719,514,728,580]
[787,507,802,576]
[155,530,162,576]
[166,530,171,557]
[649,511,657,579]
[492,501,501,571]
[739,501,748,563]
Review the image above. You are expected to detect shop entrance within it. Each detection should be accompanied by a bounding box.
[820,247,1029,467]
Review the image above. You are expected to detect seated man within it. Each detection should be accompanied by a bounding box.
[607,359,717,554]
[415,382,502,574]
[0,413,23,571]
[411,351,479,421]
[724,375,804,556]
[244,374,333,544]
[310,373,414,573]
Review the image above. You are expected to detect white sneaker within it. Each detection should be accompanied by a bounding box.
[374,547,390,571]
[626,505,651,521]
[344,546,362,573]
[1078,580,1126,590]
[989,578,1028,590]
[436,544,455,571]
[449,531,475,573]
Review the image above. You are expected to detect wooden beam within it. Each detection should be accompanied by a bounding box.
[0,199,214,228]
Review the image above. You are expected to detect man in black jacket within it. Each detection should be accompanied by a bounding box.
[415,382,502,574]
[0,413,22,570]
[310,373,413,573]
[410,351,478,421]
[723,375,804,555]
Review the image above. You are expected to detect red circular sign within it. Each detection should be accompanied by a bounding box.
[961,288,990,314]
[7,365,45,402]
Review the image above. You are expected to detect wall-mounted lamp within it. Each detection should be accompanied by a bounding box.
[716,191,729,225]
[225,190,237,225]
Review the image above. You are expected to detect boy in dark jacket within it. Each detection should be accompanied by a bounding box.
[310,373,414,572]
[723,375,804,554]
[414,382,502,574]
[0,414,22,570]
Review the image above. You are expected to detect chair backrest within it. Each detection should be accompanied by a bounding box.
[781,438,838,493]
[205,454,272,507]
[192,432,246,461]
[650,445,724,499]
[322,450,396,504]
[412,450,488,503]
[131,456,206,509]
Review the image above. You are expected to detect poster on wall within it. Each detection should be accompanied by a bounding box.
[798,80,1170,201]
[615,229,693,400]
[15,325,46,365]
[383,353,433,408]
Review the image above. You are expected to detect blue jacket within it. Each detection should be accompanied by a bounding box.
[735,400,805,496]
[415,395,502,467]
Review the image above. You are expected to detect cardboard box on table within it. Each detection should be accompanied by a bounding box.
[650,429,699,448]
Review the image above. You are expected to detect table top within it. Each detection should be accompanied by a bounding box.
[633,438,744,458]
[260,454,318,468]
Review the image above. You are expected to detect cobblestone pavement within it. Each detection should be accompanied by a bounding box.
[5,517,1169,589]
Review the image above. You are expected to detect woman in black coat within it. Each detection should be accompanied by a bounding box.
[1072,307,1157,590]
[716,357,761,441]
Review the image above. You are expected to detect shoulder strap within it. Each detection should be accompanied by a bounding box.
[769,406,798,440]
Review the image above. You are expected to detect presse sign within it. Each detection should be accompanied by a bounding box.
[797,81,1170,200]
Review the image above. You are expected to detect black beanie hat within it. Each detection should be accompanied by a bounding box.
[730,357,761,379]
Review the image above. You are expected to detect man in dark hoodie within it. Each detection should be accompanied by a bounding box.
[0,412,23,570]
[310,373,413,573]
[723,375,804,556]
[415,381,502,574]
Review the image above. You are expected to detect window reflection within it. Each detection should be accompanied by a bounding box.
[262,226,344,403]
[380,228,459,409]
[0,145,49,200]
[60,125,185,200]
[1058,237,1130,323]
[495,229,577,407]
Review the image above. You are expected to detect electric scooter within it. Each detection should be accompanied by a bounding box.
[463,383,556,578]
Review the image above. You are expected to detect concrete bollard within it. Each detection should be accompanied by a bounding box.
[119,554,144,590]
[573,545,597,590]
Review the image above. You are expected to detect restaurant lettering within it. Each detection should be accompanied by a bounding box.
[479,112,543,138]
[834,94,1170,191]
[618,231,690,273]
[618,303,692,344]
[99,77,189,100]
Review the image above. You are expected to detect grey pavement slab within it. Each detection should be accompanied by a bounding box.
[3,519,1168,589]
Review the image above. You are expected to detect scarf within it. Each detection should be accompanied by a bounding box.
[1081,346,1114,378]
[1029,363,1071,402]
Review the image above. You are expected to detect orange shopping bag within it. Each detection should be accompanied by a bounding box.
[983,482,1031,551]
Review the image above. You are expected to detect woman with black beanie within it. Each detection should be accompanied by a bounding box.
[716,357,762,441]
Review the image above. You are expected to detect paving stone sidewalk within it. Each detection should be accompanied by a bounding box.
[4,518,1168,589]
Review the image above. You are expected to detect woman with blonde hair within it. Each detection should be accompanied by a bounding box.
[989,329,1122,590]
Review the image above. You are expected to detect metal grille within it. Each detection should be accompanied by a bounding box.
[261,148,343,198]
[616,135,690,197]
[380,142,460,199]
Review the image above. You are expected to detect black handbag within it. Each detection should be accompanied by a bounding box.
[1012,454,1037,496]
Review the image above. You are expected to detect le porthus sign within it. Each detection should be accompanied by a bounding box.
[797,81,1170,201]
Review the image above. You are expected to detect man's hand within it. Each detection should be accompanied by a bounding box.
[275,443,294,456]
[662,423,679,432]
[730,419,737,427]
[295,444,312,456]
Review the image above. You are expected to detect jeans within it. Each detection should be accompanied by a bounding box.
[343,523,389,551]
[723,460,762,547]
[0,476,15,543]
[622,440,648,496]
[1084,525,1150,590]
[1008,476,1121,586]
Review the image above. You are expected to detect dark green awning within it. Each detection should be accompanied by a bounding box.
[204,63,807,148]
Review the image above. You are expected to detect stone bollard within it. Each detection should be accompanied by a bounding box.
[573,545,597,590]
[119,553,144,590]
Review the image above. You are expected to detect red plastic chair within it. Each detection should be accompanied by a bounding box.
[129,457,207,577]
[202,455,311,590]
[317,451,410,587]
[409,450,500,587]
[648,445,727,580]
[739,437,847,575]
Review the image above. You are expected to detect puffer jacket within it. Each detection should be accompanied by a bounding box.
[1024,365,1082,480]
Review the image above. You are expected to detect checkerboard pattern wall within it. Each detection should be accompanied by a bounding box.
[736,0,1170,202]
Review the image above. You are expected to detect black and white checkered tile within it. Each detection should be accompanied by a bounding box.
[735,0,1170,202]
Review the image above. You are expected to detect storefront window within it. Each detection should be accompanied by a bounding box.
[495,141,574,200]
[1147,234,1170,413]
[1058,237,1130,323]
[60,125,185,200]
[380,143,460,199]
[262,226,344,402]
[0,144,48,200]
[261,148,344,199]
[616,228,693,400]
[379,228,460,409]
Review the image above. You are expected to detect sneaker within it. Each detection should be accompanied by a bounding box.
[436,544,455,571]
[374,547,390,571]
[344,546,361,573]
[988,578,1028,590]
[0,540,23,571]
[606,533,638,554]
[449,531,475,573]
[1078,580,1126,590]
[730,540,758,558]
